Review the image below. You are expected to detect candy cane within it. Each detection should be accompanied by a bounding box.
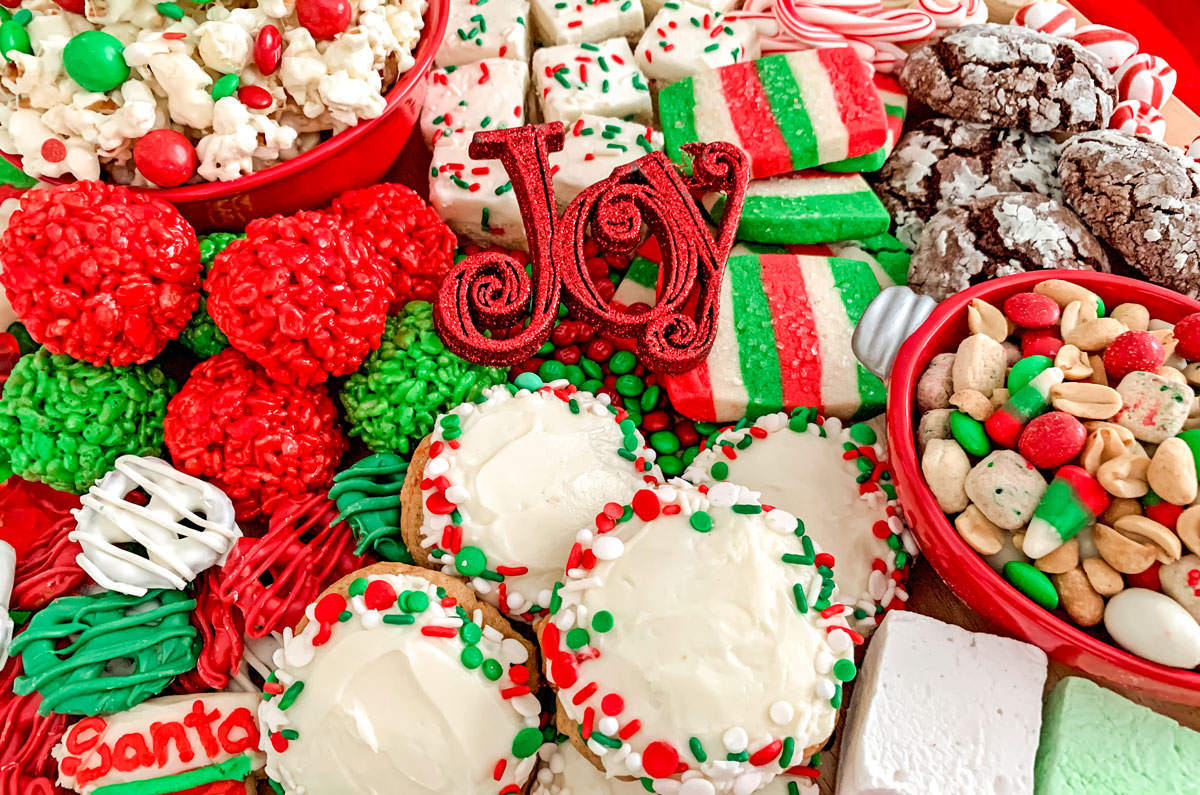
[1187,135,1200,163]
[1011,1,1076,37]
[916,0,987,29]
[1113,53,1176,108]
[1108,99,1166,141]
[785,3,937,42]
[1072,24,1139,71]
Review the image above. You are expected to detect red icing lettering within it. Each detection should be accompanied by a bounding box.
[183,700,222,757]
[73,742,113,789]
[151,720,195,766]
[113,732,155,772]
[66,716,108,754]
[217,708,261,755]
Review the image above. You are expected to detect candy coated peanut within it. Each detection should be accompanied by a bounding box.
[1146,437,1198,506]
[952,334,1006,397]
[949,410,990,456]
[1003,292,1061,329]
[1102,330,1166,382]
[1003,560,1059,610]
[1172,312,1200,360]
[1104,588,1200,668]
[916,352,955,412]
[1018,411,1086,469]
[954,504,1005,555]
[1020,328,1062,359]
[964,450,1047,531]
[922,439,971,513]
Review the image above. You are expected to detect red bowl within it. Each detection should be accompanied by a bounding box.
[0,0,447,232]
[886,270,1200,705]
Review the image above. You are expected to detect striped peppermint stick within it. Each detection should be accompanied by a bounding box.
[658,47,889,179]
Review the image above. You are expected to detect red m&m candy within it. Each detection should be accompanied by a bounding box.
[1018,411,1087,469]
[254,24,283,74]
[297,0,351,40]
[1173,312,1200,360]
[1102,330,1165,382]
[1004,292,1060,329]
[133,129,196,187]
[1021,328,1062,359]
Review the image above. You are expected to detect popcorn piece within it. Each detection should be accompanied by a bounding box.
[429,130,525,250]
[533,38,652,124]
[838,611,1046,795]
[530,0,645,47]
[0,108,100,181]
[196,19,254,73]
[549,114,660,208]
[634,1,758,85]
[436,0,531,67]
[146,51,216,130]
[196,97,299,182]
[420,58,528,145]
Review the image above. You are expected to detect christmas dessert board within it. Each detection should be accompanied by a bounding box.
[2,0,1200,794]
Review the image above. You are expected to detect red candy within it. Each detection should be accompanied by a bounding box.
[0,476,81,561]
[238,85,273,109]
[1102,330,1166,382]
[1018,411,1087,469]
[163,349,347,521]
[641,741,680,778]
[175,570,245,693]
[1003,292,1061,329]
[0,182,201,366]
[134,129,198,187]
[0,658,68,795]
[217,493,367,636]
[50,0,83,11]
[206,211,391,386]
[254,24,283,74]
[1126,560,1162,591]
[1021,328,1063,359]
[1173,312,1200,360]
[328,184,457,310]
[296,0,351,39]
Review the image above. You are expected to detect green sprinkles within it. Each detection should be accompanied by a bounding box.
[512,727,543,758]
[278,681,305,711]
[710,460,729,480]
[689,511,713,532]
[689,737,707,763]
[833,658,857,682]
[792,583,809,613]
[591,610,614,632]
[482,659,503,681]
[382,614,415,626]
[565,627,590,649]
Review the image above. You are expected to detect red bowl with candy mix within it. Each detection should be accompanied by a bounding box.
[0,0,447,233]
[887,270,1200,705]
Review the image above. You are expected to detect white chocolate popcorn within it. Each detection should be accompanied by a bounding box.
[196,96,298,182]
[0,107,100,180]
[147,51,215,130]
[197,20,254,73]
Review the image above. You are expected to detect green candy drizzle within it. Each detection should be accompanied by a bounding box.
[329,452,412,562]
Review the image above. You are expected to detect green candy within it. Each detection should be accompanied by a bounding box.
[0,21,31,61]
[0,152,35,188]
[1007,355,1054,394]
[1003,561,1059,610]
[657,455,684,477]
[156,1,184,17]
[63,31,130,92]
[329,452,412,562]
[455,545,488,577]
[179,232,240,358]
[1176,429,1200,477]
[0,8,10,23]
[10,589,198,715]
[949,411,990,457]
[649,430,680,455]
[340,302,506,454]
[0,349,174,493]
[212,72,238,100]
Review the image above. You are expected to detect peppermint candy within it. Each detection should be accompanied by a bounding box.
[915,0,987,29]
[1187,135,1200,162]
[1071,24,1139,71]
[1012,1,1076,37]
[1108,99,1166,141]
[1114,53,1177,108]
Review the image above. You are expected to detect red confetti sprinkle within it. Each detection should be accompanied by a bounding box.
[364,580,398,610]
[39,139,65,163]
[0,181,201,366]
[631,489,660,521]
[206,211,391,386]
[642,741,680,778]
[600,693,624,715]
[164,350,347,521]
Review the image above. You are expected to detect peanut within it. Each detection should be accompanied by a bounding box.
[949,389,994,421]
[1059,300,1096,341]
[1176,505,1200,556]
[1063,318,1129,352]
[1050,382,1122,420]
[1088,354,1108,386]
[954,504,1005,555]
[952,334,1006,397]
[1149,327,1179,359]
[1099,497,1142,526]
[1081,427,1130,476]
[1082,421,1135,446]
[1109,303,1150,332]
[1157,365,1188,385]
[1113,514,1182,564]
[967,298,1010,342]
[1034,279,1101,313]
[1035,537,1079,574]
[1093,522,1157,574]
[1082,557,1125,596]
[1146,437,1198,506]
[1054,344,1094,380]
[1054,566,1105,627]
[1096,453,1151,498]
[922,439,970,513]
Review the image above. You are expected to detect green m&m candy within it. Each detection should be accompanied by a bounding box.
[64,31,130,92]
[0,20,31,62]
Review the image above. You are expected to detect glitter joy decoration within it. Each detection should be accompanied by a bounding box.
[433,123,749,374]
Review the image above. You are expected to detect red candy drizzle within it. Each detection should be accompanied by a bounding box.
[0,657,69,795]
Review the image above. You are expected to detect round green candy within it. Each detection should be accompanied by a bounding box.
[513,371,543,391]
[609,350,636,374]
[563,364,584,386]
[11,8,30,24]
[1003,561,1059,610]
[454,545,488,577]
[63,31,129,92]
[156,1,184,18]
[657,455,684,478]
[211,73,239,100]
[949,411,990,457]
[512,727,543,759]
[649,430,680,455]
[538,360,566,382]
[1007,355,1053,394]
[1176,429,1200,476]
[848,423,877,445]
[0,21,31,61]
[0,8,10,23]
[615,374,643,397]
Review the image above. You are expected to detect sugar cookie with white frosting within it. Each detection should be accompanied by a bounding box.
[70,455,241,597]
[540,480,858,794]
[259,563,543,795]
[684,409,914,635]
[401,374,657,620]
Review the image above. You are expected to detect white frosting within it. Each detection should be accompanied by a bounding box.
[420,58,528,145]
[532,742,646,794]
[633,2,759,85]
[547,481,853,793]
[262,571,541,795]
[530,0,645,46]
[420,380,652,618]
[70,456,241,597]
[683,414,913,634]
[533,38,653,125]
[429,129,526,249]
[549,114,662,209]
[436,0,531,67]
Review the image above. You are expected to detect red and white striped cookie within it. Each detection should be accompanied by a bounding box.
[1108,99,1166,140]
[1114,53,1176,108]
[1071,24,1138,71]
[1012,1,1076,37]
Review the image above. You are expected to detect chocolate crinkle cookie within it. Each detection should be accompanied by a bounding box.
[1059,130,1200,297]
[909,192,1111,301]
[901,24,1116,134]
[873,118,1062,249]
